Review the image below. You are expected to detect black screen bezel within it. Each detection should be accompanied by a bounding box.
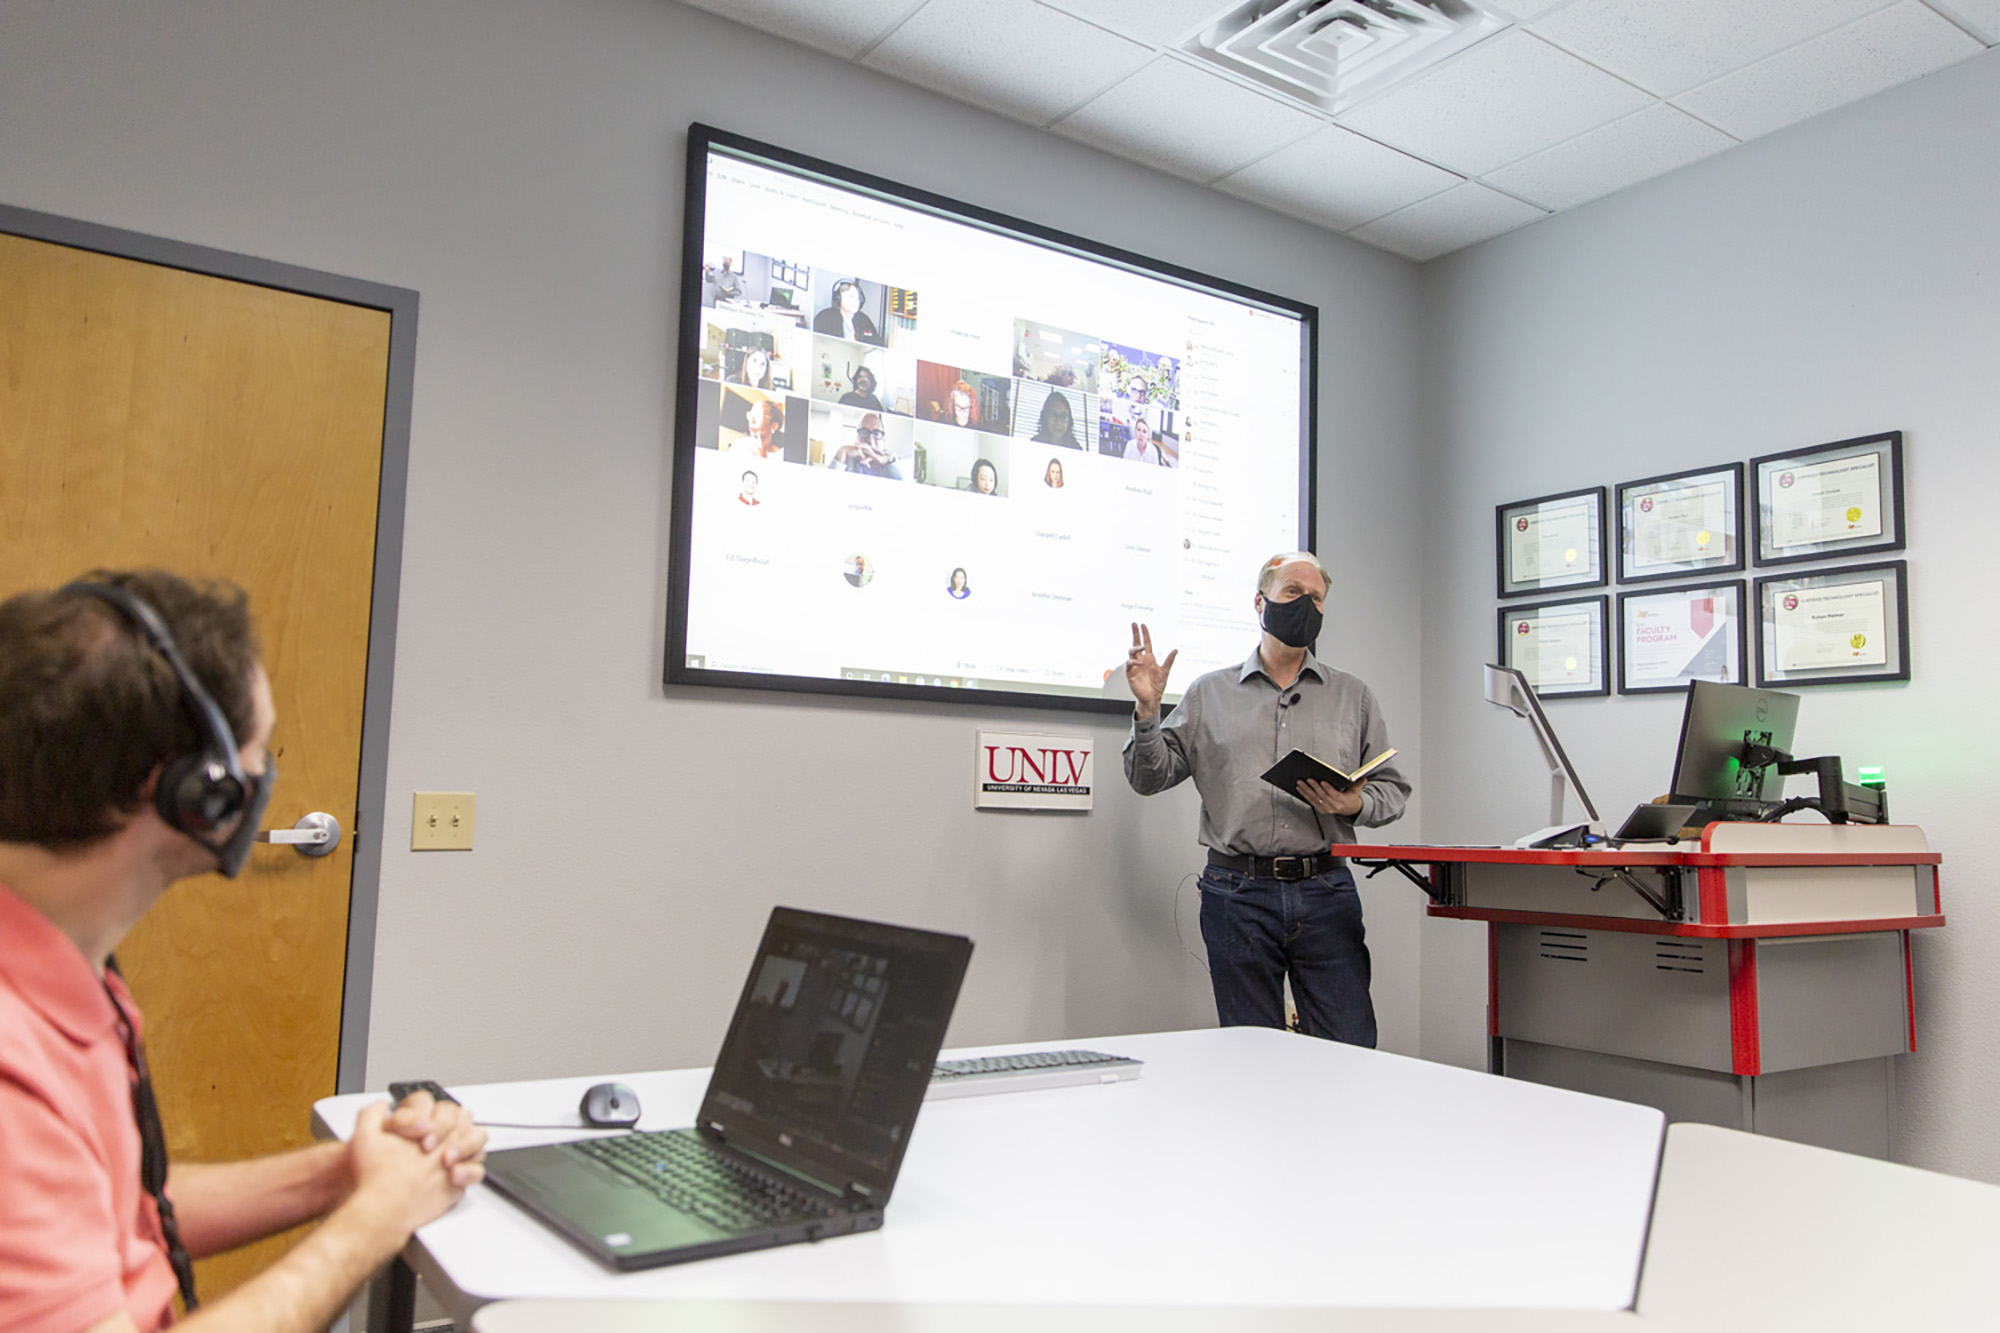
[665,123,1319,714]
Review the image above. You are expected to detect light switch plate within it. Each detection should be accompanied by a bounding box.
[411,791,475,851]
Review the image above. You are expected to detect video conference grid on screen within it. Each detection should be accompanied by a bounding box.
[683,143,1310,702]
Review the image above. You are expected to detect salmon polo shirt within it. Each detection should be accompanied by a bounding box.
[0,883,179,1332]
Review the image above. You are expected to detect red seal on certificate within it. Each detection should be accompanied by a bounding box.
[1639,496,1653,513]
[1516,621,1531,636]
[1783,594,1800,611]
[1516,517,1529,532]
[1779,472,1795,488]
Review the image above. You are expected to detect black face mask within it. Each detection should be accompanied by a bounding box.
[201,762,276,879]
[1260,593,1323,650]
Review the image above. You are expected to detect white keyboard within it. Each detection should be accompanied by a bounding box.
[926,1049,1143,1100]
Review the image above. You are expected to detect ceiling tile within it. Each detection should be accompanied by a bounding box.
[1926,0,2000,41]
[1481,103,1735,210]
[679,0,919,60]
[1530,0,1893,97]
[1674,1,1984,139]
[863,0,1153,125]
[1493,0,1581,18]
[1054,56,1326,182]
[1041,0,1238,46]
[1217,126,1462,231]
[1350,183,1548,261]
[1337,30,1652,176]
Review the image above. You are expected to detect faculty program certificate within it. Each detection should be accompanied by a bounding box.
[1625,592,1734,687]
[1630,481,1727,569]
[1773,581,1889,673]
[1768,454,1882,550]
[1511,501,1593,581]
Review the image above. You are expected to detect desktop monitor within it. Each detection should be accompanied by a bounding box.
[1668,680,1801,806]
[1482,663,1601,828]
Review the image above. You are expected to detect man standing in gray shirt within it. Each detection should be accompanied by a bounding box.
[1123,551,1410,1045]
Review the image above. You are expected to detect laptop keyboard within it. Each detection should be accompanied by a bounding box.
[574,1130,838,1233]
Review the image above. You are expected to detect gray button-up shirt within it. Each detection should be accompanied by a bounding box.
[1123,647,1410,857]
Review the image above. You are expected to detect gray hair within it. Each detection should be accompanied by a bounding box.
[1257,550,1332,596]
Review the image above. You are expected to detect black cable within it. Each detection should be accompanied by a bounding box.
[471,1120,636,1132]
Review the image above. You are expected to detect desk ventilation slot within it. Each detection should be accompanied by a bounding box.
[1537,930,1588,963]
[1654,942,1707,975]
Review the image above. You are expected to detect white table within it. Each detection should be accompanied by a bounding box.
[316,1028,1664,1329]
[469,1122,2000,1332]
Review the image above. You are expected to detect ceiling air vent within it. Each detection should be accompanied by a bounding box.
[1188,0,1507,114]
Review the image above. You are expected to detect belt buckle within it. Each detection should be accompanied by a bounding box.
[1271,856,1308,881]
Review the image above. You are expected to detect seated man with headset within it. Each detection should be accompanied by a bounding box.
[0,570,487,1333]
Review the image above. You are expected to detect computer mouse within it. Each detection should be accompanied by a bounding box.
[579,1081,641,1128]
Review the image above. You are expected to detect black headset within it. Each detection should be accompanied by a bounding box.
[63,581,250,837]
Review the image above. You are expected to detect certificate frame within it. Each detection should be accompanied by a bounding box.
[1615,462,1744,585]
[1616,580,1747,695]
[1751,431,1904,567]
[1497,595,1610,699]
[1754,561,1909,688]
[1496,486,1607,598]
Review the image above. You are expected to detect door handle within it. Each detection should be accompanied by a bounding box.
[257,812,343,858]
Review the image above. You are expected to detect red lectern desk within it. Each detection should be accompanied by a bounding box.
[1350,823,1944,1159]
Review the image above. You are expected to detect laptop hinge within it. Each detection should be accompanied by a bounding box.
[845,1182,875,1206]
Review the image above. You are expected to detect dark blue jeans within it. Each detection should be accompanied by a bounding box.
[1197,864,1376,1047]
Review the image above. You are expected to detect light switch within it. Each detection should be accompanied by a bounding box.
[412,791,475,851]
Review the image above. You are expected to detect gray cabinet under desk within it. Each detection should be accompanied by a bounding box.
[1351,823,1944,1158]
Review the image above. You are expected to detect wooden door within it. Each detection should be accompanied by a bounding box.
[0,229,391,1296]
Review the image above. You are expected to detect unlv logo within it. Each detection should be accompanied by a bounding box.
[976,731,1095,810]
[984,745,1090,789]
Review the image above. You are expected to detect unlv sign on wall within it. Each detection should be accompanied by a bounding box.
[975,731,1094,811]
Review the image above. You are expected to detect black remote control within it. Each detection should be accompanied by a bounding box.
[387,1079,459,1106]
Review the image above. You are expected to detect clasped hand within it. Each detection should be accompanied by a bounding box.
[346,1089,489,1234]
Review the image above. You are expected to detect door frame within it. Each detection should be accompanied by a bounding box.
[1,200,414,1095]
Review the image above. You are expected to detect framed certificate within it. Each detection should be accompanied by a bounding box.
[1497,486,1607,598]
[1617,580,1746,695]
[1616,463,1743,585]
[1498,595,1609,698]
[1755,561,1909,687]
[1752,432,1904,567]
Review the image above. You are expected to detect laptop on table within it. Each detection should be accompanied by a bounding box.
[482,907,973,1271]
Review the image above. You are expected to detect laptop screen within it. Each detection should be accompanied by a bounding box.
[701,908,972,1198]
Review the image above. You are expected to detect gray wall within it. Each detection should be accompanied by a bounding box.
[0,1,1427,1081]
[1417,49,2000,1181]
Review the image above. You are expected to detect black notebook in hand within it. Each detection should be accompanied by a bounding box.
[1260,747,1397,796]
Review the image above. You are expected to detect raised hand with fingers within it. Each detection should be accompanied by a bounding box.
[1126,622,1178,720]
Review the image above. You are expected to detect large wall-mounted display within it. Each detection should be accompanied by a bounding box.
[667,125,1316,712]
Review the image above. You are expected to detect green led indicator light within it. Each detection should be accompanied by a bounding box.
[1857,765,1886,790]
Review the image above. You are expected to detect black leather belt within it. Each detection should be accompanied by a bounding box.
[1206,850,1343,881]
